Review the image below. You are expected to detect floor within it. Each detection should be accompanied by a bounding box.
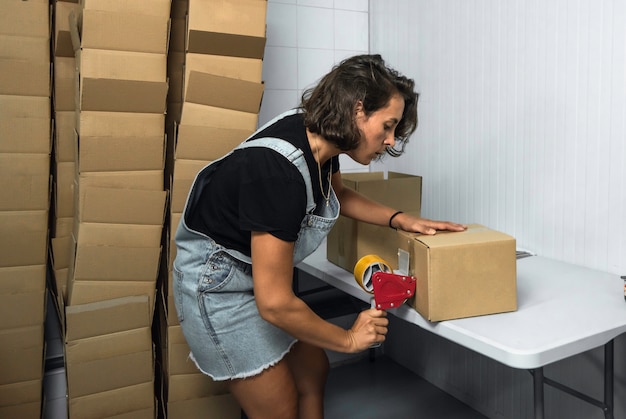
[324,356,487,419]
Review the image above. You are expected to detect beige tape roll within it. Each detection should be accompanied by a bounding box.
[353,255,393,294]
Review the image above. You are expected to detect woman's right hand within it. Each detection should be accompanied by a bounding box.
[346,308,389,352]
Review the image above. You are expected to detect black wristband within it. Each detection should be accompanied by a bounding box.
[388,211,403,229]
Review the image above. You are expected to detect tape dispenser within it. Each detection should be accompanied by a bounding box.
[353,254,416,310]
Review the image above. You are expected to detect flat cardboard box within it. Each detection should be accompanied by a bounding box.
[53,56,76,111]
[0,266,46,329]
[72,244,161,282]
[170,159,209,213]
[67,280,156,313]
[81,0,171,17]
[0,59,50,97]
[0,400,41,419]
[54,110,76,162]
[76,111,164,138]
[0,326,44,384]
[0,1,49,38]
[0,210,48,267]
[167,393,240,419]
[77,170,165,191]
[185,53,263,83]
[51,234,72,270]
[78,9,170,54]
[180,102,258,131]
[397,224,517,321]
[68,381,154,419]
[175,124,251,161]
[0,378,42,408]
[167,373,229,402]
[76,48,168,113]
[66,328,153,398]
[54,216,74,239]
[65,295,152,341]
[187,0,267,59]
[167,325,198,376]
[0,34,50,62]
[76,132,165,172]
[76,185,166,225]
[327,172,422,273]
[0,153,51,211]
[54,1,81,57]
[75,222,163,248]
[184,70,263,113]
[55,161,75,218]
[0,95,51,154]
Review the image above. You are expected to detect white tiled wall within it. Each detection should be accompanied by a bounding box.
[262,0,370,172]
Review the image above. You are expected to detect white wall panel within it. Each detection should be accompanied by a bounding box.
[372,1,626,418]
[371,0,626,276]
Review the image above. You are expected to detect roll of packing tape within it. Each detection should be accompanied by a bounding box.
[354,255,393,294]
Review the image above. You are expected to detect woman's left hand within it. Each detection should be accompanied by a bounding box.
[392,213,467,235]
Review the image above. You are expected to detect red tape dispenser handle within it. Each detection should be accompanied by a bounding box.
[354,255,416,310]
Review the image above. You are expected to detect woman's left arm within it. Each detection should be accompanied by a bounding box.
[332,171,466,235]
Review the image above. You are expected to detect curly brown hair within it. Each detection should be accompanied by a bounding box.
[300,54,419,157]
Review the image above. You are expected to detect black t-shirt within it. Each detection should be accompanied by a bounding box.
[186,113,340,257]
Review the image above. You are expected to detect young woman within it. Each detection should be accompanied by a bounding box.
[173,54,466,419]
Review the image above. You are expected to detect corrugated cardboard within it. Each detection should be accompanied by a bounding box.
[68,381,154,419]
[65,295,151,341]
[0,1,49,38]
[75,222,162,248]
[167,393,240,419]
[53,56,76,111]
[76,186,166,225]
[54,110,76,162]
[0,379,42,410]
[51,235,72,270]
[0,265,46,330]
[175,124,251,162]
[77,170,165,191]
[398,224,517,321]
[187,0,267,59]
[170,159,209,213]
[167,373,229,402]
[76,111,164,137]
[0,34,50,62]
[66,327,153,398]
[0,325,44,384]
[0,153,51,211]
[76,48,168,113]
[0,59,50,97]
[72,244,161,282]
[184,70,263,113]
[0,95,51,154]
[167,325,200,376]
[55,161,75,218]
[81,0,171,17]
[78,9,170,54]
[67,280,156,311]
[0,210,48,267]
[76,132,165,172]
[54,1,80,57]
[185,53,263,83]
[180,102,258,131]
[327,172,422,272]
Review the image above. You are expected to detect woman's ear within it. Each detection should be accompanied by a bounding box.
[354,100,364,116]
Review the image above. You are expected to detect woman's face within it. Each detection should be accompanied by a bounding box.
[349,94,405,165]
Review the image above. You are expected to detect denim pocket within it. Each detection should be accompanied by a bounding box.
[199,250,238,292]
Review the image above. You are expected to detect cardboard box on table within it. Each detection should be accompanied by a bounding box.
[327,172,422,272]
[397,224,517,322]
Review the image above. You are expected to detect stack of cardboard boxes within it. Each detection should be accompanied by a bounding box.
[157,0,268,417]
[52,0,170,417]
[0,1,51,416]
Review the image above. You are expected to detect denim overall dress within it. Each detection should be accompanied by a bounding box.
[173,111,340,380]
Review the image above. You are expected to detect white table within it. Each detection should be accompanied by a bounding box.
[297,242,626,419]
